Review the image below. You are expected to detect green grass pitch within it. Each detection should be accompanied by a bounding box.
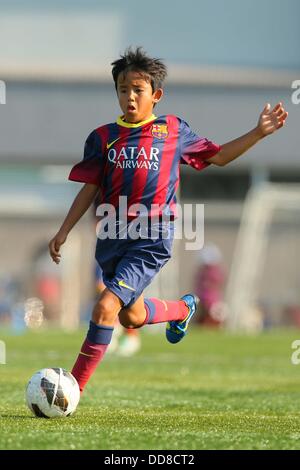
[0,327,300,450]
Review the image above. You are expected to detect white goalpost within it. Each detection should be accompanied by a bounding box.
[225,183,300,331]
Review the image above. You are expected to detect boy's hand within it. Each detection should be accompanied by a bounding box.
[257,102,288,138]
[49,231,67,264]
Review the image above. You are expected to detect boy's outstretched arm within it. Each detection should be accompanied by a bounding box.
[209,102,288,167]
[49,183,99,264]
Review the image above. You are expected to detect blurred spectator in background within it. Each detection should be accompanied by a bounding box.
[0,274,21,325]
[283,304,300,328]
[194,243,227,326]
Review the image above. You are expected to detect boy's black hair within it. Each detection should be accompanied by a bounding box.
[111,47,167,93]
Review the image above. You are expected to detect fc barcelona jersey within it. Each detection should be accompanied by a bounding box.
[69,114,220,217]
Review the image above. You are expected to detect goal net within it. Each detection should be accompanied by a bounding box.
[225,183,300,331]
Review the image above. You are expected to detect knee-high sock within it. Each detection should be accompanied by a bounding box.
[143,298,188,325]
[71,321,113,393]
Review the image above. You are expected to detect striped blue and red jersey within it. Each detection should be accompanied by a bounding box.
[69,114,221,217]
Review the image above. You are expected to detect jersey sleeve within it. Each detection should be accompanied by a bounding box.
[68,130,103,185]
[179,119,221,171]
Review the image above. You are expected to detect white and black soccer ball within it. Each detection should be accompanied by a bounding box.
[26,368,80,418]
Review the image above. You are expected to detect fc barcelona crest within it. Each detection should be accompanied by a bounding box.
[151,124,168,139]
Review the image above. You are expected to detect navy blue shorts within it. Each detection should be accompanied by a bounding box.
[95,221,174,307]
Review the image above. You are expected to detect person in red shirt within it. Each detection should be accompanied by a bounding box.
[194,244,226,327]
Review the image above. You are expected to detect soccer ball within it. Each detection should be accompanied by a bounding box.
[26,368,80,418]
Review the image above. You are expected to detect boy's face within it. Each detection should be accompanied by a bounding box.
[117,70,163,123]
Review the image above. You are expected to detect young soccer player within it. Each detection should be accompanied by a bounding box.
[49,47,287,393]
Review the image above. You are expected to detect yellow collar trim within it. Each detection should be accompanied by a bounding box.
[117,114,157,128]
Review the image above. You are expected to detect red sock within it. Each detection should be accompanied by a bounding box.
[143,298,188,325]
[71,321,113,393]
[71,339,108,392]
